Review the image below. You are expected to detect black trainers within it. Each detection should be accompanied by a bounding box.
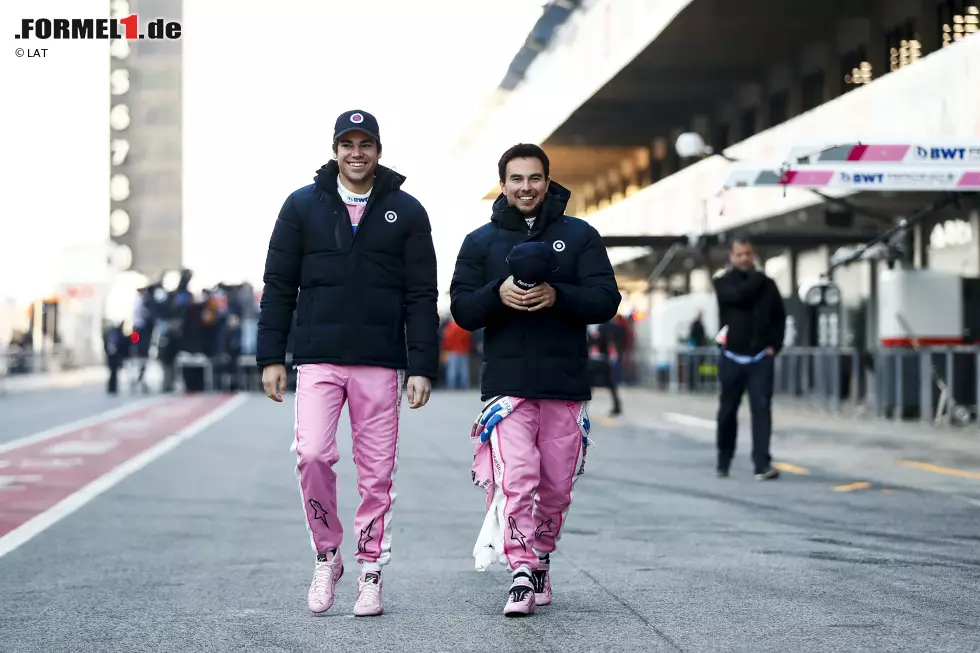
[717,468,730,478]
[531,566,551,606]
[755,468,780,481]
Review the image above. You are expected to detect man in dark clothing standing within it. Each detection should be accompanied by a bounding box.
[587,321,623,416]
[451,143,621,617]
[689,311,708,347]
[103,322,127,395]
[712,237,786,481]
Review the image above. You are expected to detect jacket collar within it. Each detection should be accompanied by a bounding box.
[490,180,571,235]
[312,160,406,202]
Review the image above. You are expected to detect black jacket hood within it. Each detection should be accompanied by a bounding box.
[312,160,407,202]
[490,180,572,234]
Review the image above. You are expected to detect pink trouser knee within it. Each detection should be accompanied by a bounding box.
[292,363,403,569]
[489,399,585,571]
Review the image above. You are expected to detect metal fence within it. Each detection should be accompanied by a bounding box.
[1,345,102,377]
[635,345,980,428]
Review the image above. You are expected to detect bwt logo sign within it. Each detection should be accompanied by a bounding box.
[915,146,966,160]
[840,172,883,184]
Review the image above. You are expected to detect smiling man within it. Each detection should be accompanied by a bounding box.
[450,143,621,617]
[256,109,439,617]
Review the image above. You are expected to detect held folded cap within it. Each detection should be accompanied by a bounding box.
[506,241,559,290]
[334,109,381,146]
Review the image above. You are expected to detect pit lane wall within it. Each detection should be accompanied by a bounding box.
[593,33,980,267]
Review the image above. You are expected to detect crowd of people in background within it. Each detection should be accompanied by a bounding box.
[99,268,639,406]
[102,269,258,394]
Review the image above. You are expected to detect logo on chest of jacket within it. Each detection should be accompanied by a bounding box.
[552,240,566,252]
[384,210,398,223]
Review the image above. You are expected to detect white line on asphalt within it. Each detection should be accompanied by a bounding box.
[664,413,715,429]
[952,494,980,508]
[0,393,248,560]
[0,396,166,454]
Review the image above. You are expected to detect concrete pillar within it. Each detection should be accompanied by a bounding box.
[570,186,587,217]
[799,41,832,111]
[789,248,800,296]
[621,156,642,197]
[867,258,879,349]
[659,134,679,176]
[583,182,597,214]
[595,175,610,210]
[919,0,941,53]
[785,58,804,119]
[765,63,794,128]
[651,137,669,181]
[836,17,873,91]
[634,147,652,188]
[691,114,711,144]
[736,83,763,140]
[915,220,931,269]
[713,99,736,152]
[866,6,888,83]
[607,167,624,204]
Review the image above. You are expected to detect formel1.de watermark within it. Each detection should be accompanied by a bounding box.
[15,17,181,40]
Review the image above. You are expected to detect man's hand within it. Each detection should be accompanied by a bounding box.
[261,364,287,402]
[406,375,431,409]
[499,276,529,311]
[525,283,556,311]
[765,346,776,356]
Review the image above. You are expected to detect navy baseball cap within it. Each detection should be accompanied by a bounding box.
[506,241,559,290]
[334,109,381,145]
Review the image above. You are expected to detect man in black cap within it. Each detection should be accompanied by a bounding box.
[257,109,439,617]
[450,143,621,617]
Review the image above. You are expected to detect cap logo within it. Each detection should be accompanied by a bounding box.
[385,210,398,223]
[351,113,364,124]
[553,240,566,252]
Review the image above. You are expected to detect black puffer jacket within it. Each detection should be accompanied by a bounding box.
[256,161,439,379]
[449,181,622,401]
[713,268,786,356]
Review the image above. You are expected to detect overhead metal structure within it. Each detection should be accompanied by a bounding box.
[499,0,583,91]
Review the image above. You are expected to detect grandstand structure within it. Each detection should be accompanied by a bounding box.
[450,0,980,359]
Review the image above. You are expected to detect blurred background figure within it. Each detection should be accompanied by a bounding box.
[441,316,472,390]
[689,310,708,348]
[102,320,127,395]
[588,321,623,416]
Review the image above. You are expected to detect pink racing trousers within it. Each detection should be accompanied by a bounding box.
[475,398,587,571]
[292,364,403,570]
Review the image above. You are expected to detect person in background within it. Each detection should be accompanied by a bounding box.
[712,237,785,481]
[103,321,127,395]
[441,317,472,389]
[689,310,708,347]
[588,321,623,416]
